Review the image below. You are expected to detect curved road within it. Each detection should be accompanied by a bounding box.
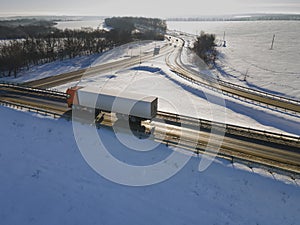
[167,38,300,114]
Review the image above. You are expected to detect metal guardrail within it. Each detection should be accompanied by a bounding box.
[218,79,300,106]
[0,82,67,99]
[0,99,70,119]
[156,111,300,148]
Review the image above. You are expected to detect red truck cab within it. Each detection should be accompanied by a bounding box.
[66,86,83,108]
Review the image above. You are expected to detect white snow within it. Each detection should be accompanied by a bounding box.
[0,29,300,138]
[167,20,300,100]
[0,32,299,137]
[1,20,299,136]
[1,19,300,223]
[0,40,167,84]
[54,47,300,136]
[1,29,296,136]
[0,53,103,83]
[0,105,299,225]
[54,19,104,30]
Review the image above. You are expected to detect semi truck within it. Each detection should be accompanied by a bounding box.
[66,86,158,122]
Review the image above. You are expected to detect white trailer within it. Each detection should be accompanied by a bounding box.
[75,86,158,120]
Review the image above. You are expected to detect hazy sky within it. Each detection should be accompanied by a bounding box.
[1,0,300,17]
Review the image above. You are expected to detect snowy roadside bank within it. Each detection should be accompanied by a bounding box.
[0,105,299,225]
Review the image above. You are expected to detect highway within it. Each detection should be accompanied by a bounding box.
[24,43,174,89]
[23,36,300,114]
[95,109,300,174]
[0,90,69,115]
[1,38,300,175]
[148,120,300,173]
[0,86,299,175]
[166,38,300,114]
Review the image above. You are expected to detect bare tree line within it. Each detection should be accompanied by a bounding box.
[0,29,117,77]
[0,17,167,78]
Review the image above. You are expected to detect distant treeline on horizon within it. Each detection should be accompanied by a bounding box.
[0,16,166,77]
[167,14,300,22]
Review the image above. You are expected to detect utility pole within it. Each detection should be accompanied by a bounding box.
[139,40,142,66]
[243,68,249,82]
[223,31,226,47]
[270,34,275,50]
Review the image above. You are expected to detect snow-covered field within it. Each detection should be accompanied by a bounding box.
[0,105,299,225]
[168,20,300,100]
[54,19,104,30]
